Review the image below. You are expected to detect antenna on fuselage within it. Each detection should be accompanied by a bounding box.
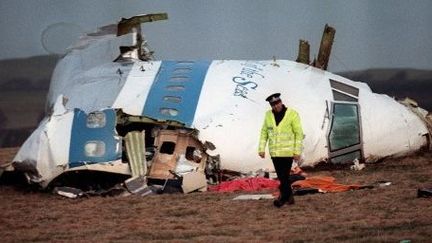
[296,24,335,71]
[116,13,168,61]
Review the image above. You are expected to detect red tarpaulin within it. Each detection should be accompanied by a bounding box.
[209,176,362,193]
[208,177,279,192]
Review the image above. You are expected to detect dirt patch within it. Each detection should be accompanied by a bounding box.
[0,147,18,167]
[1,149,431,242]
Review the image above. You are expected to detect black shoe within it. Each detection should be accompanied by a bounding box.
[273,199,285,208]
[274,195,294,208]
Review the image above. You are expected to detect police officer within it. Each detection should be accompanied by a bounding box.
[258,93,304,207]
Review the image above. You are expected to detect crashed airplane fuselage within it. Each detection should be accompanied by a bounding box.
[9,14,432,189]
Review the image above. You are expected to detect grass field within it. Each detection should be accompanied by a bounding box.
[1,147,431,242]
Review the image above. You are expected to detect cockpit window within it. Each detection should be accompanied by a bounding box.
[332,90,358,102]
[328,103,360,151]
[330,79,359,97]
[330,79,359,102]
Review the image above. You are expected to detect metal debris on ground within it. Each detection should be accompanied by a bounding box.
[376,181,392,187]
[124,176,153,196]
[233,194,274,200]
[181,171,207,193]
[53,186,85,199]
[350,158,365,171]
[417,188,432,198]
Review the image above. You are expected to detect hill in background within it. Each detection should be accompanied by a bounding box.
[339,68,432,111]
[0,55,58,147]
[0,55,431,147]
[0,55,58,90]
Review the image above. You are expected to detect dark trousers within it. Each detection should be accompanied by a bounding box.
[271,157,293,200]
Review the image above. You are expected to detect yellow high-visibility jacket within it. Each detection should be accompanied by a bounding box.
[258,108,304,157]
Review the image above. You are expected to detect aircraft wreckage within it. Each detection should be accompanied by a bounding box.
[2,13,431,194]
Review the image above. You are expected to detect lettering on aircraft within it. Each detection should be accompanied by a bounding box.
[232,61,266,99]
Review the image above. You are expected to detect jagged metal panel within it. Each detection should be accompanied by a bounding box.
[124,131,146,177]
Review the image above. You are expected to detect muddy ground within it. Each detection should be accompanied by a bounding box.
[1,148,431,242]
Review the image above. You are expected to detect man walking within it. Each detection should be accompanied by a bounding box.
[258,93,304,207]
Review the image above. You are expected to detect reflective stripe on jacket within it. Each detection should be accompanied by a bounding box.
[258,108,303,157]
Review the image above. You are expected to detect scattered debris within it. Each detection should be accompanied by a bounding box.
[53,186,85,199]
[97,184,129,197]
[376,181,392,187]
[148,129,208,180]
[181,171,207,193]
[146,128,216,194]
[12,160,42,183]
[233,194,274,200]
[417,188,432,198]
[350,159,365,171]
[124,176,152,196]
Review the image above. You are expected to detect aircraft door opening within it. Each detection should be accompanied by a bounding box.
[327,79,363,164]
[328,103,363,163]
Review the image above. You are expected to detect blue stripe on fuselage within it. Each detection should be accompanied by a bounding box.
[142,60,211,127]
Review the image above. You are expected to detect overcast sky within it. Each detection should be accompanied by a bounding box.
[1,0,431,72]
